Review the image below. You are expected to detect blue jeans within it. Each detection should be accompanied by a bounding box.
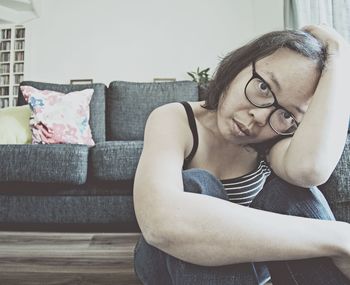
[134,169,350,284]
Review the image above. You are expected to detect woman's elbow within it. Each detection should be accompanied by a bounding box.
[296,165,332,187]
[142,227,168,248]
[136,208,170,248]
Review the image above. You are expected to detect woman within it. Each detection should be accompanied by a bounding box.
[133,24,350,285]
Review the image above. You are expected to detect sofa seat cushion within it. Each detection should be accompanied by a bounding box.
[91,141,143,181]
[0,181,139,231]
[0,144,89,184]
[107,81,198,140]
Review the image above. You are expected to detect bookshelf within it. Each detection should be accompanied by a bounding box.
[0,25,25,109]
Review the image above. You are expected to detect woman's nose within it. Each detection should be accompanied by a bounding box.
[248,107,275,126]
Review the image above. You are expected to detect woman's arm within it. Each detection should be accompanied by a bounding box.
[268,25,350,187]
[155,191,350,266]
[133,103,350,267]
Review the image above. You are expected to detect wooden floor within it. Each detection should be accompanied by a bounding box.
[0,231,274,285]
[0,231,142,285]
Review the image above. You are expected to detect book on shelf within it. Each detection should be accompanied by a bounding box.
[14,74,23,84]
[14,41,25,50]
[0,86,9,96]
[14,63,24,72]
[13,86,19,96]
[15,51,24,61]
[15,28,25,39]
[0,63,10,73]
[0,98,9,108]
[0,53,10,62]
[0,41,11,50]
[1,29,11,40]
[0,75,10,85]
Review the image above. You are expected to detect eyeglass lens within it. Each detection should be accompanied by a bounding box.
[246,77,297,135]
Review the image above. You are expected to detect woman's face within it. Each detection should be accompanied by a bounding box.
[216,48,320,144]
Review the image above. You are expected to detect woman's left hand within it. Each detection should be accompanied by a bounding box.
[302,24,349,58]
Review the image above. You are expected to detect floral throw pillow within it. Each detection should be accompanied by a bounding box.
[20,86,95,146]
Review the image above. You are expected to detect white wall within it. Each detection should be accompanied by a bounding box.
[24,0,283,85]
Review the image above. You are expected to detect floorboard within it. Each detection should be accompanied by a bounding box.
[0,232,142,285]
[0,231,274,284]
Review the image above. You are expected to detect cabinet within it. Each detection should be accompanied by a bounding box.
[0,25,25,109]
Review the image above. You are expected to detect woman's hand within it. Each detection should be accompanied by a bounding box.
[331,222,350,280]
[302,24,350,56]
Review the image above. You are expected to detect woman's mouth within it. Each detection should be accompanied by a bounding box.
[232,119,250,136]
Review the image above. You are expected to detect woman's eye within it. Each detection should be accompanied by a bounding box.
[282,111,291,119]
[279,111,295,124]
[258,81,269,94]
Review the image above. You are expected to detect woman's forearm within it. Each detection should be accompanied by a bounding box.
[149,192,349,266]
[284,51,350,184]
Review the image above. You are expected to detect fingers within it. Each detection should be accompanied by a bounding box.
[301,24,345,44]
[301,24,349,53]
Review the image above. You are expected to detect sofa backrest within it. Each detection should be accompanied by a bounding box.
[18,81,107,143]
[106,81,198,140]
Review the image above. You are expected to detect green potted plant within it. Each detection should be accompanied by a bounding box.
[187,67,211,100]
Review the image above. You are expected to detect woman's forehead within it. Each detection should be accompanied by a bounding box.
[258,48,317,72]
[258,49,319,90]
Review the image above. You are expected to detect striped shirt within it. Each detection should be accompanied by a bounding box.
[220,160,271,206]
[181,101,271,206]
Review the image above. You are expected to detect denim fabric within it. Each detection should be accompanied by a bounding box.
[0,144,88,184]
[91,141,143,181]
[106,81,198,140]
[18,81,107,143]
[134,168,350,285]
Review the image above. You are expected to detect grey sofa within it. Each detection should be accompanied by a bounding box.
[0,80,348,232]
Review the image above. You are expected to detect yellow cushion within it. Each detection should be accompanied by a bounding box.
[0,105,31,144]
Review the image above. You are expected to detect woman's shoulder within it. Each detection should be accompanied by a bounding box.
[145,101,200,158]
[152,101,201,115]
[149,101,204,129]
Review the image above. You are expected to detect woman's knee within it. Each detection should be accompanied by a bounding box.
[134,234,257,285]
[164,252,258,285]
[250,175,335,221]
[134,235,172,285]
[182,168,229,200]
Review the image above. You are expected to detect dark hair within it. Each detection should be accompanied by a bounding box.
[201,30,327,155]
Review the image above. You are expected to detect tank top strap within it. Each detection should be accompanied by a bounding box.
[179,101,199,170]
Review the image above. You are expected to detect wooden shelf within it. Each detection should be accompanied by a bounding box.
[0,25,25,107]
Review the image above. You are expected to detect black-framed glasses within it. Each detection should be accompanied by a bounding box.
[244,62,299,136]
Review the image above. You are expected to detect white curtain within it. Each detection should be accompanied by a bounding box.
[284,0,350,41]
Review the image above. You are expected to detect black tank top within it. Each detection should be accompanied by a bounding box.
[180,101,271,206]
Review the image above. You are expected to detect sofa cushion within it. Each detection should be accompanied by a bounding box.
[91,141,143,181]
[319,134,350,205]
[0,144,89,184]
[0,105,31,144]
[20,86,95,146]
[0,195,138,232]
[107,81,198,140]
[18,81,107,143]
[0,181,138,231]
